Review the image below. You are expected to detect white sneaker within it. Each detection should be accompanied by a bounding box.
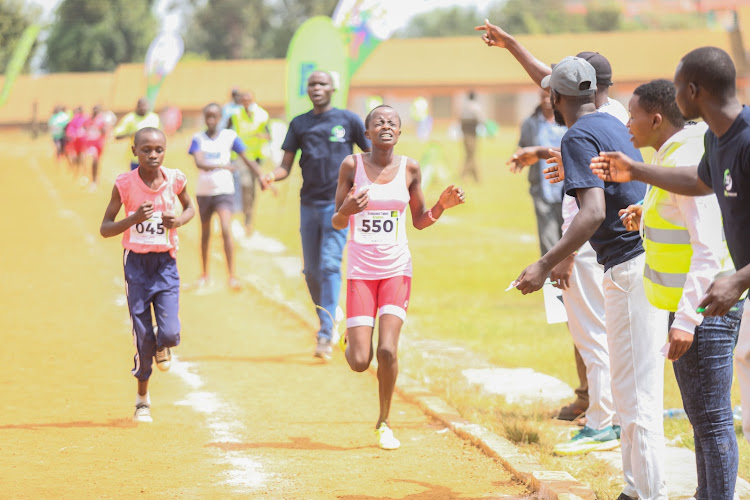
[133,404,152,423]
[155,347,171,371]
[375,423,400,450]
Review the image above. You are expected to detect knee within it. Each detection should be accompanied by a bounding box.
[156,322,181,347]
[376,345,397,366]
[347,354,371,373]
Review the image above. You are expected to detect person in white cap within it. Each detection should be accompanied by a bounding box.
[514,57,669,500]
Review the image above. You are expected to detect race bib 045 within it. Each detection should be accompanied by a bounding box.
[129,211,169,246]
[353,210,400,245]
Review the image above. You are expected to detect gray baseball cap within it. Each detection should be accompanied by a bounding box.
[541,56,597,97]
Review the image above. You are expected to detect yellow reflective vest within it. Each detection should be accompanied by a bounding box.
[230,104,269,161]
[642,122,736,311]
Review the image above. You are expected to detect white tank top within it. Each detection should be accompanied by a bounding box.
[347,153,412,279]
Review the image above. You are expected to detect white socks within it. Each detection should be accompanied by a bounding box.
[136,392,151,407]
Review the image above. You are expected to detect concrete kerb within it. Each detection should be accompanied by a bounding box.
[239,274,597,500]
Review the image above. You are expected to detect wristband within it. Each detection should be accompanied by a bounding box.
[427,208,437,222]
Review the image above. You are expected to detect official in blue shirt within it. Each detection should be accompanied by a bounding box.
[264,71,371,359]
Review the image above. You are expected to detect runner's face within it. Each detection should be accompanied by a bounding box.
[367,108,401,146]
[133,132,166,170]
[627,95,656,149]
[136,99,149,115]
[307,73,334,107]
[204,107,221,132]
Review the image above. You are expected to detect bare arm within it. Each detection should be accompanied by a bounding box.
[265,150,295,184]
[515,187,605,294]
[100,185,152,238]
[331,156,365,230]
[590,152,713,196]
[407,159,465,230]
[475,19,552,88]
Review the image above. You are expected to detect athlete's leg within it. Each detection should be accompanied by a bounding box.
[375,275,411,428]
[197,196,212,279]
[152,256,181,350]
[345,279,378,371]
[216,205,235,282]
[300,203,323,311]
[318,203,347,341]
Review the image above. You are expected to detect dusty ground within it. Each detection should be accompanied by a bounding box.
[0,137,532,499]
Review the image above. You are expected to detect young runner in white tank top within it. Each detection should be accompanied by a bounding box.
[331,105,465,450]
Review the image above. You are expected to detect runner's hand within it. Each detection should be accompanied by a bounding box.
[667,327,693,361]
[619,205,642,231]
[133,201,154,223]
[698,275,745,316]
[474,19,510,48]
[590,151,634,183]
[438,185,465,209]
[340,184,369,216]
[543,149,564,184]
[162,212,179,229]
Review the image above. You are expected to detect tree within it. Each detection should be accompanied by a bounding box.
[487,0,586,35]
[44,0,158,72]
[0,0,41,73]
[183,0,338,60]
[395,6,484,38]
[585,6,622,32]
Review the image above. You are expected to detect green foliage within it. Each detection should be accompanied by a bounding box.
[183,0,338,60]
[395,6,484,38]
[585,5,622,32]
[0,0,41,73]
[44,0,158,72]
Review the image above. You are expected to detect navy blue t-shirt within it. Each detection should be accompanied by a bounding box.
[562,112,647,271]
[697,105,750,271]
[282,108,370,204]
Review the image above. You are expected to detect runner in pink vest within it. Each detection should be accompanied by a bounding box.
[332,105,465,450]
[100,127,195,423]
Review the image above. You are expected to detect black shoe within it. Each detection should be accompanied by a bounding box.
[555,400,587,421]
[617,493,637,500]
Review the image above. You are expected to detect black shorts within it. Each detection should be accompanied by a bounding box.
[196,194,234,224]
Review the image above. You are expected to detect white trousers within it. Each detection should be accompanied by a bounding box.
[604,252,668,500]
[562,241,614,430]
[735,298,750,441]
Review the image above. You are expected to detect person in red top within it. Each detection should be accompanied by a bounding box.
[100,127,195,423]
[84,105,110,190]
[65,106,88,176]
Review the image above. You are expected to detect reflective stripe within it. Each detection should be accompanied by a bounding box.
[716,269,736,280]
[643,226,691,245]
[644,263,687,288]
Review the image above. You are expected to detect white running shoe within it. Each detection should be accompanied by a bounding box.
[375,423,400,450]
[155,347,171,371]
[133,404,152,423]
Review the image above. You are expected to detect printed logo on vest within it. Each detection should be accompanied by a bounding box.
[724,169,737,197]
[329,125,346,143]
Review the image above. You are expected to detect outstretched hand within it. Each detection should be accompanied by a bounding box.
[340,184,369,216]
[543,149,564,184]
[514,261,548,295]
[474,19,510,48]
[590,151,634,183]
[507,147,538,173]
[438,185,466,210]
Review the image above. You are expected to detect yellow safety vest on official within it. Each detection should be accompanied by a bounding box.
[642,124,736,311]
[230,104,269,161]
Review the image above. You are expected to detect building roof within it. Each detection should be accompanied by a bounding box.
[352,29,734,89]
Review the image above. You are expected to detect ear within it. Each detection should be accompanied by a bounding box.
[131,144,136,156]
[689,82,699,99]
[364,129,371,140]
[652,113,663,129]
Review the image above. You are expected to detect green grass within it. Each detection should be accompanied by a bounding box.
[149,126,749,497]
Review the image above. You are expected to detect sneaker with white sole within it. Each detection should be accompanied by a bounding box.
[375,423,400,450]
[155,347,171,371]
[314,339,332,361]
[553,426,619,456]
[133,404,152,423]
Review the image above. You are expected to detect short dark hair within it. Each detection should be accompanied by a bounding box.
[633,79,685,128]
[203,102,221,113]
[365,104,400,128]
[680,46,736,97]
[134,127,165,145]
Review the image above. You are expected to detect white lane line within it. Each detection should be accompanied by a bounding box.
[171,355,270,490]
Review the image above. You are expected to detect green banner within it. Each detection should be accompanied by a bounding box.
[285,16,349,121]
[0,24,41,108]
